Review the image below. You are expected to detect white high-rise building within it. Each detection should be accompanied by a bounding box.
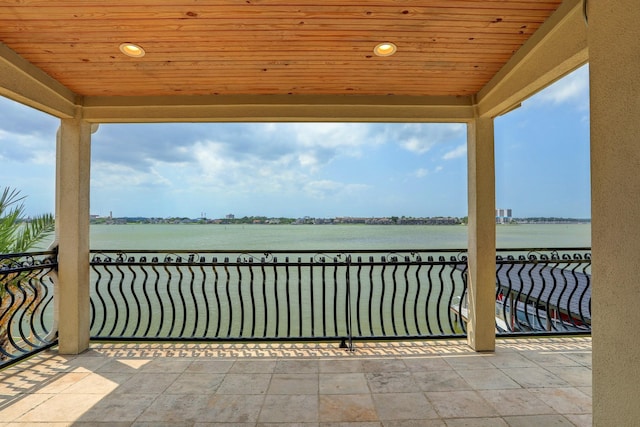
[496,208,512,224]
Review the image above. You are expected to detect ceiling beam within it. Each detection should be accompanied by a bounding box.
[475,0,588,118]
[80,94,475,123]
[0,42,77,118]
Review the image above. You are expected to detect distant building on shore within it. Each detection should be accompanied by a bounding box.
[496,208,513,224]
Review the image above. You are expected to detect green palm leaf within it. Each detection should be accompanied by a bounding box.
[0,187,54,254]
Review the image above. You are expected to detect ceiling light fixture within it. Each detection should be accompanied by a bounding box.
[374,42,397,57]
[119,43,146,58]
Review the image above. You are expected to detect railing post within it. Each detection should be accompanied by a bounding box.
[344,255,354,351]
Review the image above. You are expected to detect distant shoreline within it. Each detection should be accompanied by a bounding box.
[90,216,591,226]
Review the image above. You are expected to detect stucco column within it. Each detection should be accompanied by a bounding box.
[466,117,496,352]
[55,116,91,354]
[589,1,640,424]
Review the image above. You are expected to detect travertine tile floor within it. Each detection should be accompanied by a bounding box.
[0,337,592,426]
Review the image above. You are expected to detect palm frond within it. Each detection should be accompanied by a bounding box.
[0,187,54,254]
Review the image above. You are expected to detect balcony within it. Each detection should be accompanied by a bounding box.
[0,338,592,425]
[1,248,591,424]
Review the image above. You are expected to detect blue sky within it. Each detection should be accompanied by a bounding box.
[0,65,590,219]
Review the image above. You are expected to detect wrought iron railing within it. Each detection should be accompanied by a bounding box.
[90,250,469,346]
[89,248,592,347]
[452,248,591,336]
[495,248,591,335]
[0,251,58,368]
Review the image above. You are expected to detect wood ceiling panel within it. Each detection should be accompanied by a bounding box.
[0,0,562,97]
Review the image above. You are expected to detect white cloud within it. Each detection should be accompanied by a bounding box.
[0,128,55,165]
[402,137,433,154]
[91,162,173,189]
[443,144,467,160]
[398,123,466,155]
[303,180,369,199]
[414,168,428,178]
[536,65,589,106]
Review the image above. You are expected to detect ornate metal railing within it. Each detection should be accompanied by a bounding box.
[89,248,591,347]
[90,250,469,346]
[0,251,58,368]
[453,248,592,336]
[495,248,591,335]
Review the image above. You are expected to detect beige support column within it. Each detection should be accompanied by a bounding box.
[466,117,496,352]
[589,1,640,424]
[55,116,91,354]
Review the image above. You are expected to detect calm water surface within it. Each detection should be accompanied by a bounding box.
[90,223,591,250]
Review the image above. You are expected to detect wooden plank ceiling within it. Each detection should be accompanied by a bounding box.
[0,0,562,98]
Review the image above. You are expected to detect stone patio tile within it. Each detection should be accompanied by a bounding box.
[478,389,555,416]
[402,356,452,372]
[186,359,235,373]
[7,423,130,427]
[319,422,381,427]
[426,390,499,419]
[383,420,447,427]
[259,394,319,423]
[62,372,132,394]
[75,393,157,422]
[136,394,211,423]
[59,354,112,372]
[412,370,471,392]
[562,351,592,366]
[545,366,592,387]
[0,338,591,426]
[268,373,319,394]
[275,359,320,373]
[165,372,225,394]
[482,351,540,369]
[576,386,592,397]
[216,373,272,394]
[138,357,192,373]
[563,413,592,427]
[519,352,578,367]
[456,368,521,390]
[0,393,54,422]
[258,423,319,427]
[319,372,370,394]
[319,359,364,373]
[32,372,91,394]
[197,423,257,427]
[501,414,575,426]
[13,393,104,423]
[318,421,382,427]
[372,392,438,420]
[443,355,495,370]
[95,358,153,373]
[442,418,509,427]
[361,358,407,372]
[528,387,592,414]
[112,372,179,394]
[366,371,419,393]
[134,422,194,427]
[319,394,379,422]
[229,359,277,373]
[196,394,266,423]
[500,367,569,388]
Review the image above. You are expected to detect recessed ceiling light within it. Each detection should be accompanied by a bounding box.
[374,42,397,57]
[119,43,145,58]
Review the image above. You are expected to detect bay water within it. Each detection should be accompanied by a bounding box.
[86,223,590,338]
[89,223,591,250]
